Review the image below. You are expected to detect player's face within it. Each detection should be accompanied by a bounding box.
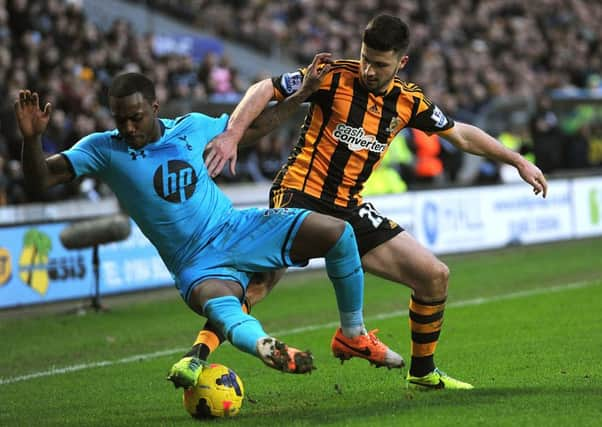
[359,44,408,94]
[109,92,159,149]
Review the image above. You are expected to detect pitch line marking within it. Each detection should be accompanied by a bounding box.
[0,279,598,386]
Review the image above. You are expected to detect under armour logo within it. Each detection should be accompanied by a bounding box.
[129,149,146,160]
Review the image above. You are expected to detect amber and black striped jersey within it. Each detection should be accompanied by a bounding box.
[270,59,455,208]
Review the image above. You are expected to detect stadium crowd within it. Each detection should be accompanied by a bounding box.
[1,0,601,205]
[0,0,247,204]
[133,0,601,118]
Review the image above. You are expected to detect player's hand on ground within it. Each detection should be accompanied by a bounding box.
[299,52,333,97]
[517,160,548,198]
[205,131,239,178]
[14,90,52,140]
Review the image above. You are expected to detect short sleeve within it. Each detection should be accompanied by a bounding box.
[185,112,228,152]
[203,113,229,141]
[62,132,111,177]
[406,93,455,133]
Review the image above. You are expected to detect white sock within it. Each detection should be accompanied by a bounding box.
[341,325,367,338]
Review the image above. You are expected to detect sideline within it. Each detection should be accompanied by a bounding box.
[0,280,597,386]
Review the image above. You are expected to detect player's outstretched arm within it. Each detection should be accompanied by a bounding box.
[205,78,274,177]
[14,90,74,196]
[205,52,332,178]
[440,122,548,197]
[241,52,333,145]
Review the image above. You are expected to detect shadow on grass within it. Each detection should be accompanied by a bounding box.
[233,385,602,425]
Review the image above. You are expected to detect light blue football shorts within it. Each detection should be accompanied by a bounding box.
[175,207,311,304]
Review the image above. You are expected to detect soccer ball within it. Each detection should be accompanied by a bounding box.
[182,363,244,418]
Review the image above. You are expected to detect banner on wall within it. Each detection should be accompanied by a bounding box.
[98,223,173,295]
[572,177,602,237]
[2,177,602,310]
[0,223,92,308]
[367,181,575,255]
[0,220,174,309]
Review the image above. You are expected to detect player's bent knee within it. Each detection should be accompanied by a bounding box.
[326,221,355,256]
[189,279,244,316]
[431,261,450,295]
[291,213,347,260]
[310,212,347,242]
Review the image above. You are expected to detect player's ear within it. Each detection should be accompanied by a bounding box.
[398,55,409,69]
[152,101,159,115]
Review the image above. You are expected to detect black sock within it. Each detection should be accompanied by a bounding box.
[184,343,211,361]
[410,355,436,377]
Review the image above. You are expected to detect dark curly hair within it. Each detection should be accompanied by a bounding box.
[108,72,156,101]
[362,14,410,54]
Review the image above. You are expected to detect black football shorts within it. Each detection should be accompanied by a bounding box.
[269,188,403,256]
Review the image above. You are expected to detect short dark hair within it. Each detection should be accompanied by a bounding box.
[108,72,156,101]
[362,14,410,54]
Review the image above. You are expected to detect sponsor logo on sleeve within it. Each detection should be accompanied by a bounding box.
[280,72,303,95]
[430,106,448,128]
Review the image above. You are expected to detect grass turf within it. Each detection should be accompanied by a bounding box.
[1,238,601,426]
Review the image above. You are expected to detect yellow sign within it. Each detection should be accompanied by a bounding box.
[18,229,52,295]
[0,247,11,285]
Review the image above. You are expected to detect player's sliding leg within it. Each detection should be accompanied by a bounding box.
[169,316,231,388]
[167,356,208,389]
[168,280,313,389]
[245,269,286,307]
[181,270,284,362]
[292,215,403,369]
[201,295,313,375]
[405,296,473,390]
[183,299,248,361]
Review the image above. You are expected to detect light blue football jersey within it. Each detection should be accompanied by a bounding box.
[63,113,233,275]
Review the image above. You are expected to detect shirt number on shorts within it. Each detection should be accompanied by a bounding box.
[358,203,384,229]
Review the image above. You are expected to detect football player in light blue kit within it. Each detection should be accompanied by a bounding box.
[14,72,402,388]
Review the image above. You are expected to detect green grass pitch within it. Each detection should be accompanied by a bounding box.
[1,238,601,426]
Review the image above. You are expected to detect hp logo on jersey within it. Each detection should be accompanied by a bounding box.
[153,160,197,203]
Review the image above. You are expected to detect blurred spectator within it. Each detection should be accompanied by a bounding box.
[566,123,592,170]
[404,128,445,187]
[439,137,464,183]
[363,133,410,196]
[128,0,602,188]
[474,157,501,185]
[474,121,536,185]
[4,160,28,204]
[529,96,567,174]
[243,131,291,183]
[134,0,601,117]
[0,156,8,205]
[2,0,602,206]
[498,123,535,183]
[201,54,244,103]
[0,0,246,204]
